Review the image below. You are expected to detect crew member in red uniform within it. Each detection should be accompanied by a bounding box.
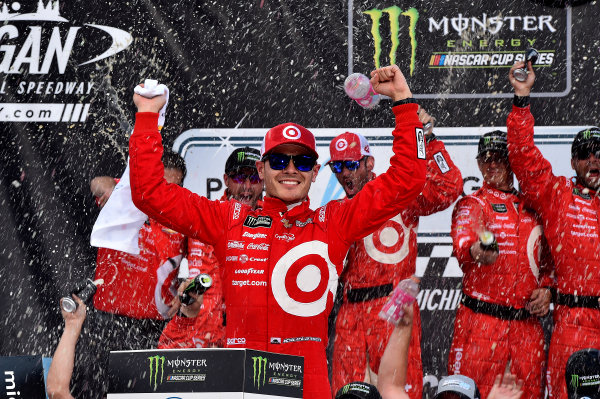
[159,147,263,349]
[449,130,554,399]
[90,150,187,347]
[329,111,463,399]
[506,61,600,399]
[128,65,426,399]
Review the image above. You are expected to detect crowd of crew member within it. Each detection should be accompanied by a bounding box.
[46,62,599,399]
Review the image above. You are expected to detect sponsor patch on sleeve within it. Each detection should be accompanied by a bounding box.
[416,128,426,159]
[433,151,450,173]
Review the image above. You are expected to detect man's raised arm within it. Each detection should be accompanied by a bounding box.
[334,65,427,244]
[128,84,228,244]
[506,61,559,214]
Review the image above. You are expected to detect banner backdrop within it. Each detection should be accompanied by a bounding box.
[0,1,598,398]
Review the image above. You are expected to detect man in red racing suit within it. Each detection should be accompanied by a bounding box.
[91,150,187,338]
[449,130,554,399]
[159,148,263,349]
[329,113,463,399]
[128,65,426,398]
[506,61,600,399]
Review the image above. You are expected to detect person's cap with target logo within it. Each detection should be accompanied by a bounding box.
[261,123,318,158]
[327,132,373,164]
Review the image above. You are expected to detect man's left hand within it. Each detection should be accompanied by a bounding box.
[526,288,551,317]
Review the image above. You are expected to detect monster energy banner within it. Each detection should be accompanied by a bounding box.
[350,0,570,98]
[107,348,303,398]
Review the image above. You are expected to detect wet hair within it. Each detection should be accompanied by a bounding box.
[162,149,187,180]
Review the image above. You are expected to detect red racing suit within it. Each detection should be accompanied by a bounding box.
[158,238,225,349]
[331,138,463,399]
[507,105,600,399]
[129,104,426,399]
[93,218,185,319]
[449,182,553,399]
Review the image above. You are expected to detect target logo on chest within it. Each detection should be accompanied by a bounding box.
[271,241,338,317]
[527,225,543,280]
[364,214,411,264]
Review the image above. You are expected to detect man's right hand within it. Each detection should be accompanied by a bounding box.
[509,61,535,97]
[370,65,412,102]
[470,241,499,264]
[133,83,167,113]
[60,295,86,329]
[175,279,203,318]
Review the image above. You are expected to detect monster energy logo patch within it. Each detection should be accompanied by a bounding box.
[571,374,580,389]
[491,203,508,213]
[148,355,165,390]
[573,187,592,200]
[364,6,419,75]
[237,151,260,162]
[252,356,268,390]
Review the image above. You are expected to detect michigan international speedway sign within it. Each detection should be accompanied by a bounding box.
[0,1,597,398]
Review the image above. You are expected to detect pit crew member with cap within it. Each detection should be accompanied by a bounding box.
[329,108,463,399]
[448,130,554,399]
[564,349,600,399]
[90,150,187,348]
[506,60,600,399]
[158,147,263,349]
[127,64,426,399]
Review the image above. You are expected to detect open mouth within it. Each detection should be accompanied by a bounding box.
[344,179,355,191]
[587,168,600,178]
[237,194,253,203]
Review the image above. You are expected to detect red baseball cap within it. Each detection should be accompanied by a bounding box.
[327,132,373,164]
[261,123,318,158]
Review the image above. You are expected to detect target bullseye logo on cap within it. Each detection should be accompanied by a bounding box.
[271,241,338,317]
[283,126,302,140]
[364,214,411,264]
[335,138,348,151]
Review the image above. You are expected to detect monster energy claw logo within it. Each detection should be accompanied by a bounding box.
[252,356,268,389]
[364,6,419,75]
[571,374,579,389]
[148,355,165,390]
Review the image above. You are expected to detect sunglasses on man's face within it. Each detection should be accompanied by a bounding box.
[262,153,317,172]
[575,143,600,160]
[329,158,364,174]
[228,173,262,184]
[477,151,507,164]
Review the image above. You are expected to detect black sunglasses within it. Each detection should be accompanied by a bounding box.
[574,143,600,160]
[329,157,365,174]
[262,153,317,172]
[228,172,261,185]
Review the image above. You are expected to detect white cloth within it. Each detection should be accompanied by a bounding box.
[133,79,169,129]
[90,161,147,254]
[90,79,169,254]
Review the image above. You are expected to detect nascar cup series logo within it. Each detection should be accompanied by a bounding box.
[0,1,133,122]
[335,138,348,151]
[271,240,338,317]
[364,214,412,264]
[282,125,301,140]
